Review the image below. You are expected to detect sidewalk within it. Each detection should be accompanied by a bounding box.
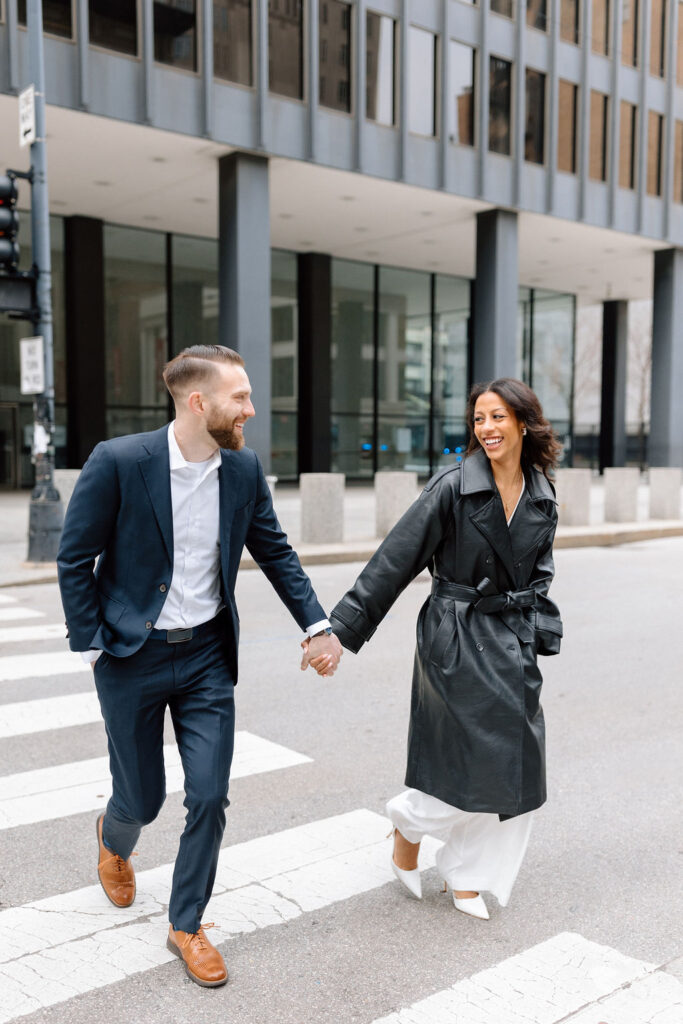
[2,483,683,587]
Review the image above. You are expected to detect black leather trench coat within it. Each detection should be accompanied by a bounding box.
[330,449,563,819]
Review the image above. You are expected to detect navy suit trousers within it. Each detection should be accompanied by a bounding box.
[93,613,235,933]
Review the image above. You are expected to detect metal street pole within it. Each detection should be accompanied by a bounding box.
[26,0,63,562]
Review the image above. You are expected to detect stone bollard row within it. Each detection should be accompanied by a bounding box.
[648,467,682,519]
[554,469,591,526]
[603,467,640,522]
[375,470,419,537]
[300,473,345,544]
[53,469,81,513]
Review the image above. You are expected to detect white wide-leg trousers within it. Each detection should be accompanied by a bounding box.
[386,788,534,907]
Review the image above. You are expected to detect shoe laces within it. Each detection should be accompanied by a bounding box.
[181,922,216,953]
[101,850,137,874]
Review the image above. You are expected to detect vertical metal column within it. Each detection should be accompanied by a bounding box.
[650,249,683,467]
[297,254,332,473]
[202,0,214,137]
[599,299,628,470]
[472,209,519,383]
[354,0,367,171]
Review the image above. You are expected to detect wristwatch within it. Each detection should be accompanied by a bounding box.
[311,627,333,637]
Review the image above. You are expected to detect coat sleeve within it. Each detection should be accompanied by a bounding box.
[244,458,327,631]
[528,504,563,656]
[57,442,121,651]
[329,476,455,653]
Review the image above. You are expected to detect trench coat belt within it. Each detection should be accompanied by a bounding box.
[431,577,537,642]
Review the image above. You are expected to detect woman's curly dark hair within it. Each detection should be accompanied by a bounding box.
[465,378,562,478]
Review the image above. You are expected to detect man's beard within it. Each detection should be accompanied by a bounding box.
[207,413,244,451]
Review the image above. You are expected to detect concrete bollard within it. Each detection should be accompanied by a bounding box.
[649,467,682,520]
[603,467,640,522]
[266,475,278,499]
[300,473,345,544]
[375,471,419,537]
[53,469,81,513]
[554,469,591,526]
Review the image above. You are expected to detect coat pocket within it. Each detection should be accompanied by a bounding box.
[427,606,456,667]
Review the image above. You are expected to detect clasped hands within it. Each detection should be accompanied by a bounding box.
[300,632,343,677]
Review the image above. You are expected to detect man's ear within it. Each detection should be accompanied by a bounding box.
[187,390,205,417]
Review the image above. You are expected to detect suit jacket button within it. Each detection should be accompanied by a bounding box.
[145,621,153,630]
[159,584,167,593]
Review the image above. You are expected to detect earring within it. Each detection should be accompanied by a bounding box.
[522,427,527,436]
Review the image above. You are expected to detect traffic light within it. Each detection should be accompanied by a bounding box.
[0,174,20,271]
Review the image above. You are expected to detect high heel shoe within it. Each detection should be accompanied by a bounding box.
[388,829,422,899]
[442,881,489,920]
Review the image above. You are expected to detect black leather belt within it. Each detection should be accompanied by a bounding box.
[149,612,224,643]
[431,577,536,614]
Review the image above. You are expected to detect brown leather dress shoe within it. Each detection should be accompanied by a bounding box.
[96,813,136,908]
[166,923,228,987]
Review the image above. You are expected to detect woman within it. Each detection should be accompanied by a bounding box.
[316,378,563,919]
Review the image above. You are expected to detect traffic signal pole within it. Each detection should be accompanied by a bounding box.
[26,0,63,562]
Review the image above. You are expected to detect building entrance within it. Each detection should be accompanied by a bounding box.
[0,404,21,489]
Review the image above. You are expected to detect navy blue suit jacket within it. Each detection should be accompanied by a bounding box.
[57,425,326,682]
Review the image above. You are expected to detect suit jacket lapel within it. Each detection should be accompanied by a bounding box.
[218,451,239,582]
[137,426,173,564]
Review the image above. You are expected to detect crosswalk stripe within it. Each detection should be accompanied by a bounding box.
[0,650,88,682]
[0,730,312,830]
[0,595,18,605]
[369,931,665,1024]
[0,607,44,623]
[0,692,101,738]
[0,624,66,644]
[565,970,683,1023]
[0,810,440,1021]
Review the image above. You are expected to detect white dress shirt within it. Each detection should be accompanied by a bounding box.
[81,422,329,661]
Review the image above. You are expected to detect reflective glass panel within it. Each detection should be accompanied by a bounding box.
[489,56,512,156]
[589,90,608,181]
[366,12,396,125]
[560,0,579,43]
[90,0,138,56]
[377,268,431,473]
[408,27,437,136]
[591,0,609,55]
[449,41,476,146]
[649,0,666,77]
[525,69,545,164]
[271,250,298,478]
[433,275,469,471]
[557,80,577,173]
[491,0,514,18]
[18,0,71,36]
[154,0,197,71]
[269,0,303,99]
[319,0,352,113]
[675,121,683,203]
[103,226,168,439]
[171,236,218,355]
[619,101,637,189]
[331,259,374,477]
[214,0,253,85]
[647,111,664,196]
[621,0,638,67]
[678,3,683,86]
[527,0,547,31]
[531,290,574,459]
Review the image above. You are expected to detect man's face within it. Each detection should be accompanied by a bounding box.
[203,363,255,450]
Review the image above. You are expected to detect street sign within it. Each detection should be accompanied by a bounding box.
[20,335,44,394]
[19,85,36,148]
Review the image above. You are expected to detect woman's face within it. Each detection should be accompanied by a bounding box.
[472,391,525,467]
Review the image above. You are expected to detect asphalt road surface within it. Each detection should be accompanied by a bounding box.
[0,538,682,1024]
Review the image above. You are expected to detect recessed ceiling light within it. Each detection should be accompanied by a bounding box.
[151,156,167,164]
[423,239,436,246]
[142,215,160,222]
[366,251,380,257]
[193,197,208,204]
[537,259,549,265]
[279,213,293,219]
[420,210,434,217]
[549,236,561,243]
[93,180,112,187]
[51,200,67,207]
[354,226,368,233]
[428,261,439,268]
[340,195,356,201]
[299,240,313,246]
[604,247,616,253]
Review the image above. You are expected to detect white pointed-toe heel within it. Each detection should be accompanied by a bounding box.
[442,882,489,920]
[388,829,422,899]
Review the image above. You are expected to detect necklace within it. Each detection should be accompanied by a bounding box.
[497,469,524,517]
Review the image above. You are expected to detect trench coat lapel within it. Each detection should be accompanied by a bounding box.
[461,450,518,585]
[218,450,239,582]
[507,468,557,566]
[137,426,174,564]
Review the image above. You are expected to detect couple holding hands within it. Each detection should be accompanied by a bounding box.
[58,345,562,989]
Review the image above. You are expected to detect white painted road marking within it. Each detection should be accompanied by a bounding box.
[0,691,101,738]
[0,607,44,623]
[0,730,312,829]
[0,650,88,682]
[370,931,683,1024]
[0,623,67,644]
[0,595,18,605]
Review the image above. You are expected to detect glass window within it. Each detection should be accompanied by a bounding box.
[591,0,609,55]
[678,2,683,86]
[171,236,218,355]
[621,0,639,67]
[18,0,71,37]
[214,0,253,86]
[647,111,664,196]
[557,80,578,173]
[154,0,197,71]
[560,0,579,43]
[433,275,470,471]
[449,41,476,147]
[269,0,303,98]
[619,101,637,189]
[271,250,298,478]
[491,0,514,18]
[103,226,168,439]
[408,27,437,136]
[527,0,547,31]
[649,0,666,77]
[525,69,545,164]
[377,268,431,473]
[330,259,375,477]
[319,0,352,113]
[675,121,683,203]
[589,90,608,181]
[366,12,396,125]
[90,1,137,56]
[531,290,575,453]
[489,56,512,156]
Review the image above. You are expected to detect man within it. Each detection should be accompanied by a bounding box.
[57,345,342,988]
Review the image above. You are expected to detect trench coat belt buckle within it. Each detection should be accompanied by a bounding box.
[431,578,536,614]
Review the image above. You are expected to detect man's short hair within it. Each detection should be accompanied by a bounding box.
[163,345,244,401]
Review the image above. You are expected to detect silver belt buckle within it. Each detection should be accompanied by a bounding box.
[167,626,193,643]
